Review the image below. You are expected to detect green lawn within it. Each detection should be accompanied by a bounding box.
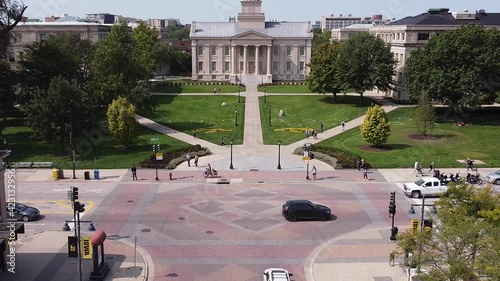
[260,95,372,145]
[152,84,245,93]
[2,119,189,169]
[317,107,500,168]
[140,95,245,144]
[257,84,312,93]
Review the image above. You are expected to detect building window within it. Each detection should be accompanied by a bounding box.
[199,75,203,79]
[239,61,244,71]
[224,46,230,56]
[258,62,263,73]
[286,75,291,80]
[211,46,216,56]
[417,33,430,41]
[272,61,278,72]
[299,46,305,56]
[8,50,15,62]
[39,33,47,42]
[286,46,292,56]
[286,61,291,71]
[225,75,230,80]
[249,46,255,56]
[273,46,278,56]
[211,62,217,72]
[240,46,244,55]
[299,75,305,80]
[224,61,230,71]
[198,46,203,56]
[198,62,203,71]
[299,62,305,71]
[212,75,216,80]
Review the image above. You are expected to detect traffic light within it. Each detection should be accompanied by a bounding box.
[72,186,79,200]
[152,144,160,153]
[423,219,432,232]
[389,192,396,215]
[74,201,85,213]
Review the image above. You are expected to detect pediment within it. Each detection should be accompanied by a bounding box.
[232,30,272,40]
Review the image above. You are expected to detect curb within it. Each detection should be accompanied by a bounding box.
[118,238,153,281]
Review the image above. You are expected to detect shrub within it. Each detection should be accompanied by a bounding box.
[138,145,211,169]
[294,145,367,169]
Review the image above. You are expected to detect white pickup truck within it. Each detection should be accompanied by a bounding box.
[403,177,449,198]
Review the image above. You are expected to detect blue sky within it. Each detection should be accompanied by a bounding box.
[25,0,499,23]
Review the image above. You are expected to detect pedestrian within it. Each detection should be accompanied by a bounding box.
[416,163,424,177]
[312,129,316,139]
[466,157,473,171]
[220,137,225,146]
[131,165,138,181]
[218,88,221,94]
[186,152,191,167]
[363,165,369,181]
[310,165,317,180]
[428,161,435,173]
[355,158,361,171]
[389,252,395,267]
[320,122,324,133]
[341,121,346,131]
[193,129,197,138]
[361,159,365,169]
[305,129,310,139]
[213,88,216,95]
[194,155,199,167]
[414,161,419,174]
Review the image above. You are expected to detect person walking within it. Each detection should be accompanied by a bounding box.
[186,152,191,167]
[305,129,310,139]
[213,88,216,95]
[131,165,138,181]
[320,122,324,133]
[363,165,369,181]
[194,155,199,167]
[220,137,225,146]
[310,165,317,180]
[193,129,197,138]
[429,161,435,173]
[341,121,346,131]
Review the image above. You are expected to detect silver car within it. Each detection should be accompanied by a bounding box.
[486,170,500,185]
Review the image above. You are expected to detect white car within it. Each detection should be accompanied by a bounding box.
[403,177,448,198]
[263,268,293,281]
[486,170,500,185]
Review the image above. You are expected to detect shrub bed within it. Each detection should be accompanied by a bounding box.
[138,145,211,169]
[294,145,369,169]
[154,81,243,87]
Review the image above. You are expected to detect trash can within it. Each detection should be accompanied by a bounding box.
[52,169,58,180]
[84,171,90,180]
[57,169,64,179]
[94,169,99,180]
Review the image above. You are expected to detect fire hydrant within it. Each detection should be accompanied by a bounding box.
[169,172,173,180]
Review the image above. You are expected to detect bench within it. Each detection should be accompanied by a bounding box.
[11,162,53,168]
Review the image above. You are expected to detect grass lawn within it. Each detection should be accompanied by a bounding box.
[317,107,500,168]
[152,84,245,93]
[2,118,189,169]
[257,84,312,93]
[140,95,245,144]
[260,95,372,145]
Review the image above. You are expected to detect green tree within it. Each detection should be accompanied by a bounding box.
[312,28,331,51]
[90,23,153,111]
[0,59,15,134]
[132,22,164,76]
[0,0,27,56]
[166,25,189,42]
[397,183,500,281]
[307,42,343,99]
[405,24,500,112]
[23,76,92,153]
[336,32,396,104]
[415,94,436,137]
[360,105,391,146]
[107,96,138,148]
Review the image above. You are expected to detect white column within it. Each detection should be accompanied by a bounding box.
[255,45,260,75]
[243,45,248,75]
[266,45,272,75]
[231,45,236,75]
[192,43,198,78]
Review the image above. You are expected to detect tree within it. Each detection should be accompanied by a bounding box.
[166,25,189,42]
[360,105,391,146]
[0,59,14,134]
[132,22,164,77]
[307,42,343,99]
[405,24,500,112]
[0,0,27,56]
[415,94,436,136]
[90,23,153,112]
[23,76,92,153]
[397,183,500,281]
[107,96,138,148]
[336,32,396,104]
[312,28,331,51]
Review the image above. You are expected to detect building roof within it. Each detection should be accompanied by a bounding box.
[190,21,312,38]
[390,10,500,26]
[343,23,375,29]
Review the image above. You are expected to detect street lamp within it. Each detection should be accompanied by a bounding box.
[304,143,311,180]
[238,84,241,103]
[277,140,282,170]
[3,138,9,167]
[268,106,272,126]
[229,140,234,170]
[264,87,267,103]
[70,130,76,179]
[234,106,238,126]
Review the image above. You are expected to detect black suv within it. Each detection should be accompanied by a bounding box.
[282,200,331,222]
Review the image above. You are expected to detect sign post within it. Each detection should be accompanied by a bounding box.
[81,237,92,259]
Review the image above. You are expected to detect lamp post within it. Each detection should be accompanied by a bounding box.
[234,106,238,126]
[304,143,311,180]
[408,197,437,272]
[3,138,9,167]
[268,106,272,126]
[70,130,76,179]
[229,140,234,170]
[277,140,282,170]
[264,87,267,103]
[238,84,241,103]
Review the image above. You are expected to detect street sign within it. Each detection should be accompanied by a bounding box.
[411,219,420,235]
[150,137,159,142]
[81,237,92,259]
[68,236,78,258]
[302,156,310,161]
[155,153,163,161]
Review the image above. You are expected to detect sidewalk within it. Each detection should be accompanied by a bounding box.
[0,230,148,281]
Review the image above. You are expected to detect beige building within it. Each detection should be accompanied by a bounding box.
[7,22,113,63]
[189,0,313,84]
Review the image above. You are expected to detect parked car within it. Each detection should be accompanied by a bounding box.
[282,200,331,222]
[486,170,500,185]
[5,202,40,222]
[403,177,449,198]
[263,268,293,281]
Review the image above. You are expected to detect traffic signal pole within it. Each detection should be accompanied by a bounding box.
[389,192,398,241]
